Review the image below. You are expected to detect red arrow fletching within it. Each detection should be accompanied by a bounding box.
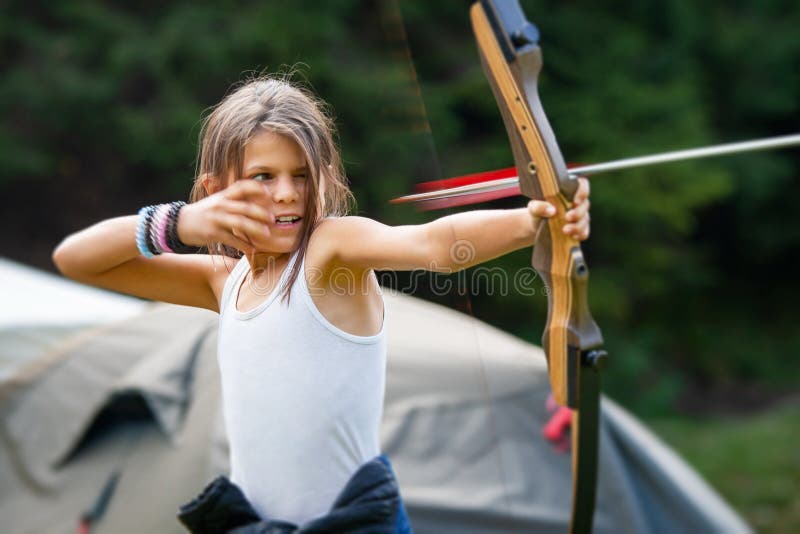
[414,166,517,192]
[392,164,585,210]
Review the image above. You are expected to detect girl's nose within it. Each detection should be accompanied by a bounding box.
[270,175,300,203]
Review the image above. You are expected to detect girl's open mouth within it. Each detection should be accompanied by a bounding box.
[275,215,302,227]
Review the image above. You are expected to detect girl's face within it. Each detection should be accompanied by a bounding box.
[235,130,310,254]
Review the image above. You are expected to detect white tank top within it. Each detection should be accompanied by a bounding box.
[216,252,387,524]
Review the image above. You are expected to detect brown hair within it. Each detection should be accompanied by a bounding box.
[189,73,353,298]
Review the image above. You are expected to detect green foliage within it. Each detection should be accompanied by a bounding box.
[401,0,800,414]
[1,0,798,414]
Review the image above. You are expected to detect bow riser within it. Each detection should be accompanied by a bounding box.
[471,1,603,408]
[471,2,605,532]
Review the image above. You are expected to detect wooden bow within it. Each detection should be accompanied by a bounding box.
[470,1,606,531]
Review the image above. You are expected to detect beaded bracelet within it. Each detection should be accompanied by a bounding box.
[143,206,160,256]
[165,202,197,254]
[135,201,197,257]
[154,204,173,253]
[136,206,156,258]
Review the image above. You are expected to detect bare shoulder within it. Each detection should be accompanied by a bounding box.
[304,218,385,337]
[307,215,432,273]
[306,216,378,267]
[311,216,379,241]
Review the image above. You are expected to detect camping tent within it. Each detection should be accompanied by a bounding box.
[0,264,751,533]
[0,257,146,381]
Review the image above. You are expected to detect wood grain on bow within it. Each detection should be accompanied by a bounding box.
[471,1,606,531]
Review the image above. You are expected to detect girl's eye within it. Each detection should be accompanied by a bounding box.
[253,173,272,182]
[294,174,307,180]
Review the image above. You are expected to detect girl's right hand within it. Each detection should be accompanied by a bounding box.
[178,180,274,254]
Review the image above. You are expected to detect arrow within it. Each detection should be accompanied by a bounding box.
[392,133,800,208]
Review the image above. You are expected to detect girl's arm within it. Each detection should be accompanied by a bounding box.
[53,216,225,311]
[315,178,591,273]
[52,180,274,311]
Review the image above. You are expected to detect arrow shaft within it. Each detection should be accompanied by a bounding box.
[571,133,800,176]
[393,133,800,204]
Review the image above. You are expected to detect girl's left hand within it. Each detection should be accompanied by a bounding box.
[527,176,591,241]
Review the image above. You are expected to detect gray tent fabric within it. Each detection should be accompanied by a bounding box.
[0,305,225,533]
[600,401,749,533]
[0,257,145,381]
[1,305,216,489]
[380,293,750,534]
[0,289,751,533]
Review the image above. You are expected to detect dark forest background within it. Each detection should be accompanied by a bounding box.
[1,0,798,418]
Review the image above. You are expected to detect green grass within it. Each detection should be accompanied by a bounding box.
[647,400,800,534]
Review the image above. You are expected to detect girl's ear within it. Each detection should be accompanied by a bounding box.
[201,173,223,196]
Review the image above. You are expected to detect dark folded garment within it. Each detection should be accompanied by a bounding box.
[177,455,412,533]
[177,476,262,533]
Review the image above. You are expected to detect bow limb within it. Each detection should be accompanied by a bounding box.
[470,1,606,532]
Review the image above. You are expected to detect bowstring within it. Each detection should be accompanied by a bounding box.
[382,0,514,517]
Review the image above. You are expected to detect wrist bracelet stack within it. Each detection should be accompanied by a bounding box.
[135,201,197,257]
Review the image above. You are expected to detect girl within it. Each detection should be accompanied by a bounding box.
[52,75,591,532]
